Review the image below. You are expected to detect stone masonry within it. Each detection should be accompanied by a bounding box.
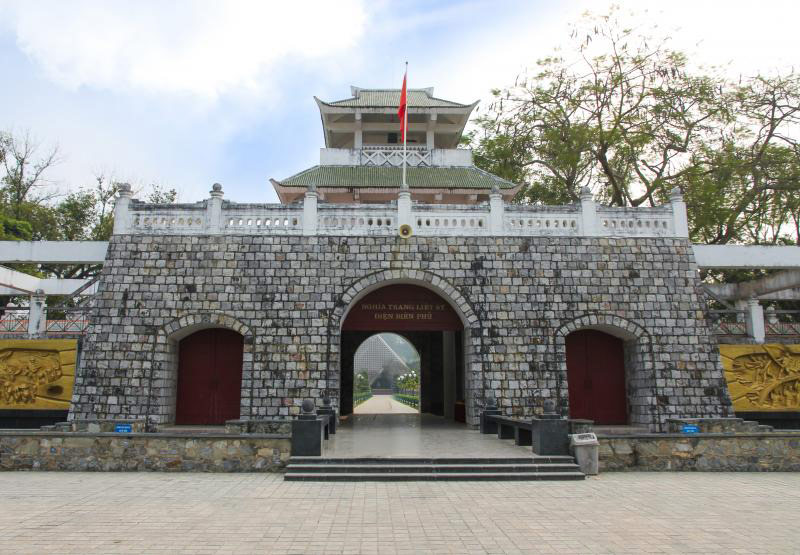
[69,234,733,431]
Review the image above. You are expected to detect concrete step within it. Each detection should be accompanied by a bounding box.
[288,456,574,465]
[284,455,585,481]
[286,463,581,474]
[284,471,585,482]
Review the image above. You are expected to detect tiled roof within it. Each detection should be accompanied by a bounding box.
[277,165,516,190]
[322,89,471,109]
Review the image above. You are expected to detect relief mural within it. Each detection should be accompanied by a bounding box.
[721,344,800,411]
[0,339,76,410]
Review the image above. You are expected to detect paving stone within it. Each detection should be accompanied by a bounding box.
[0,472,797,553]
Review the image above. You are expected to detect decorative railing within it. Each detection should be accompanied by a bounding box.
[360,146,431,167]
[114,184,690,240]
[45,308,92,334]
[0,308,29,333]
[130,206,206,233]
[414,205,489,235]
[224,206,302,234]
[766,311,800,336]
[318,205,395,235]
[596,206,675,237]
[708,310,748,336]
[0,306,91,336]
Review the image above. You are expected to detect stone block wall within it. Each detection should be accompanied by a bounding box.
[0,431,291,472]
[70,234,732,430]
[598,432,800,471]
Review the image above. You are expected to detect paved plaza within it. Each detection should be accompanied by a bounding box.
[328,414,531,457]
[0,471,797,554]
[353,395,419,415]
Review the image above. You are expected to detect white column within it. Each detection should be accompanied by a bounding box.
[426,112,437,150]
[303,185,318,235]
[206,183,224,233]
[579,186,597,236]
[28,289,46,337]
[744,298,766,343]
[354,111,363,149]
[112,183,133,234]
[489,185,504,234]
[398,189,412,228]
[670,187,689,238]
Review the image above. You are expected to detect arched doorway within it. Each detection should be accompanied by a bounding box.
[352,333,420,414]
[340,284,465,421]
[175,328,244,425]
[566,329,628,424]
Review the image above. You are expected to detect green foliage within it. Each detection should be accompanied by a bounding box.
[0,213,32,240]
[353,391,372,407]
[395,370,419,391]
[392,393,419,409]
[469,8,800,245]
[354,371,372,394]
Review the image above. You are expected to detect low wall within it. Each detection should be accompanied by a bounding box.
[599,433,800,471]
[0,431,291,472]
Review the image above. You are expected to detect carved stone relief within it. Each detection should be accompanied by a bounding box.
[721,344,800,411]
[0,340,76,410]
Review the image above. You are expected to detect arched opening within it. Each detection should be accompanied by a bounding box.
[352,333,420,414]
[565,329,628,424]
[340,284,466,421]
[175,328,244,425]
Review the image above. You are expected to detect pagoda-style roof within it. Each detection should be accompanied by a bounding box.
[315,86,478,149]
[317,87,473,109]
[270,165,519,204]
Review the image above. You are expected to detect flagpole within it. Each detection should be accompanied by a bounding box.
[402,61,408,190]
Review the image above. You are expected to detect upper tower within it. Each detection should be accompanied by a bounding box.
[315,86,476,149]
[270,85,519,204]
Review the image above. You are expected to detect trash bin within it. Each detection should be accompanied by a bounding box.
[569,432,599,475]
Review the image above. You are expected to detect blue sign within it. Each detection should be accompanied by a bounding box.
[681,424,700,434]
[114,424,133,433]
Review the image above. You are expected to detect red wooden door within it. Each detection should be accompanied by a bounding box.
[176,329,243,425]
[565,330,627,424]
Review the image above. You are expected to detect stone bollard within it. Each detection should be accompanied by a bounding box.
[290,399,325,456]
[531,399,570,456]
[480,393,502,435]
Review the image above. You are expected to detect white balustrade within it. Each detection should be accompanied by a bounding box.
[224,208,302,234]
[130,208,207,233]
[360,146,431,167]
[596,207,675,237]
[318,206,395,234]
[116,183,690,239]
[414,207,489,235]
[504,213,580,235]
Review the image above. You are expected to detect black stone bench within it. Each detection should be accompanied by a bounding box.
[480,405,574,456]
[488,415,533,446]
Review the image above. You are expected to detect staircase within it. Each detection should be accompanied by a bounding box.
[284,456,585,481]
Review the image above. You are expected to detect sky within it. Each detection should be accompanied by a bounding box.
[0,0,797,204]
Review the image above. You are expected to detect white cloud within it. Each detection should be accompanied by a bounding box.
[1,0,368,99]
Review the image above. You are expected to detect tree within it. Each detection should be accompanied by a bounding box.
[687,74,800,245]
[0,131,59,217]
[469,9,800,245]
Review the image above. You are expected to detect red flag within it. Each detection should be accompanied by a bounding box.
[398,70,407,142]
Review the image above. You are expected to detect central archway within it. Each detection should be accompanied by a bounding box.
[339,284,466,421]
